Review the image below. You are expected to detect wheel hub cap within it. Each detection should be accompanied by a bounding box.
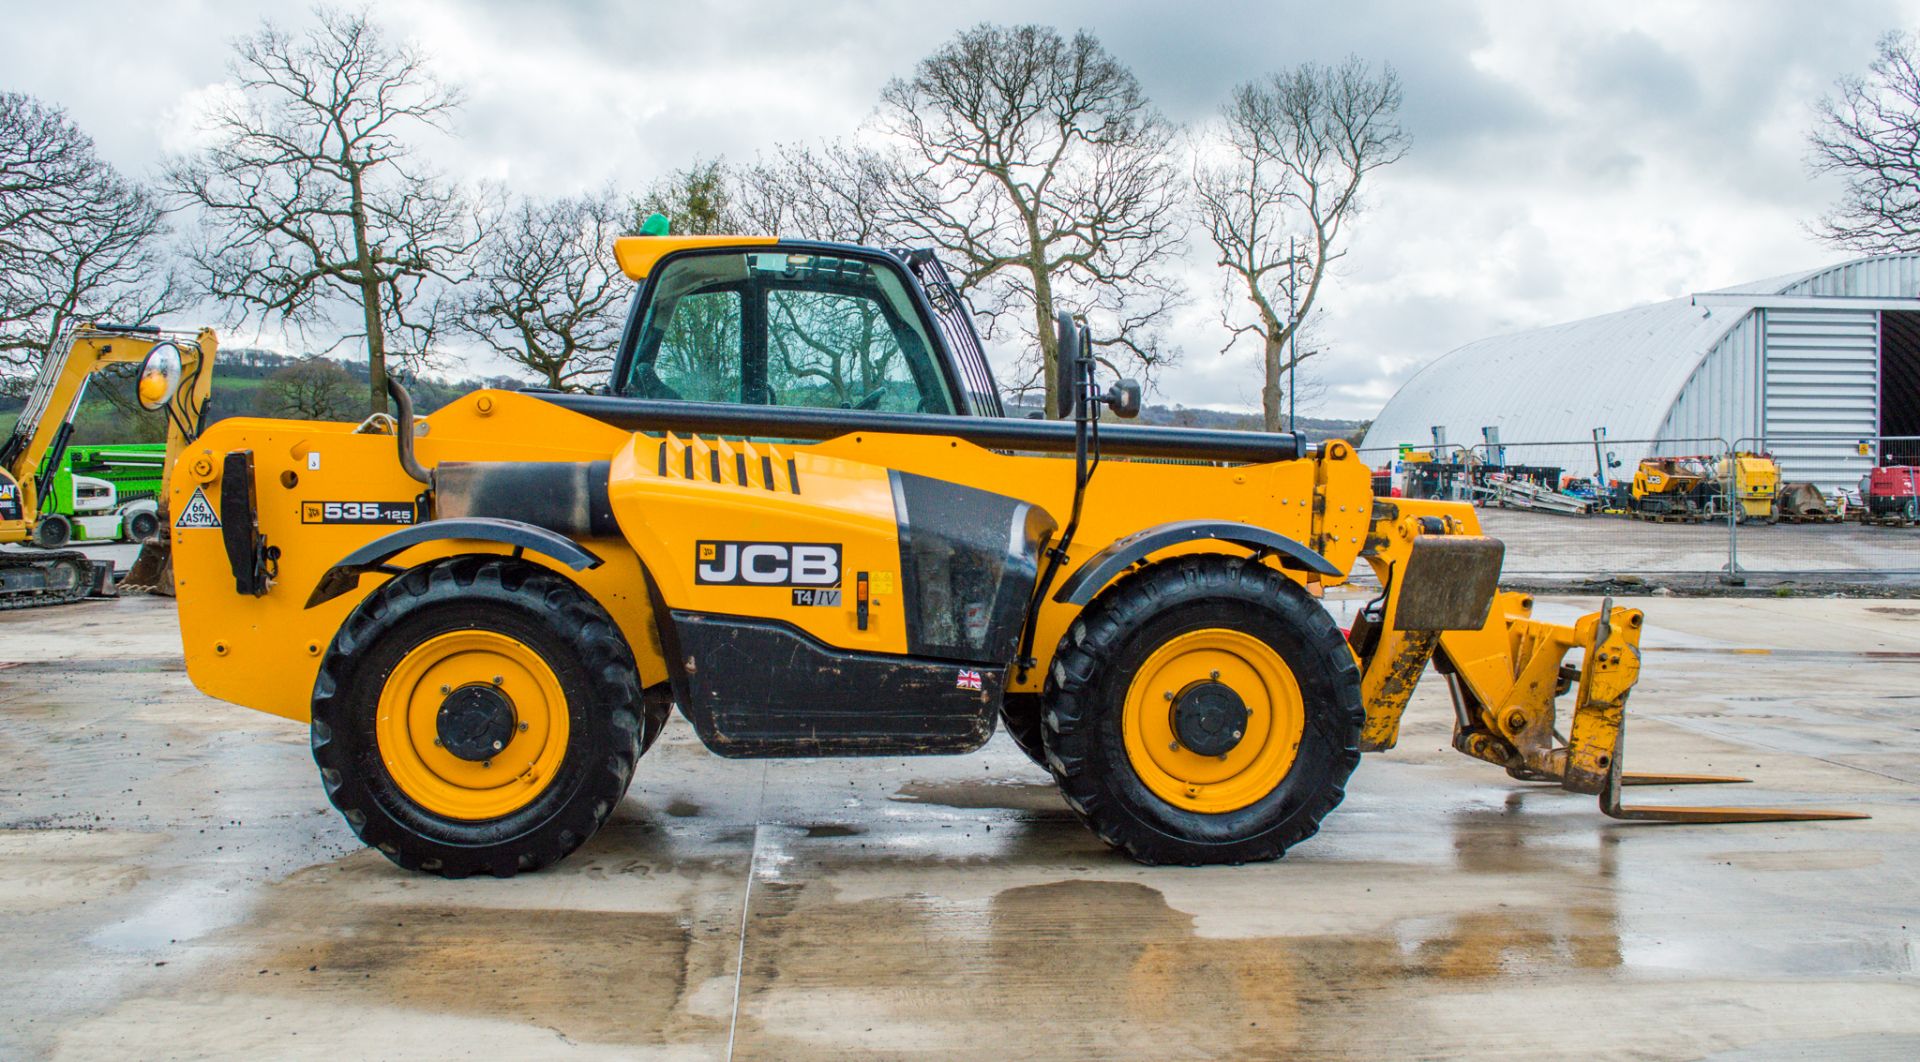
[375,629,570,821]
[437,684,517,762]
[1171,680,1250,757]
[1120,628,1307,814]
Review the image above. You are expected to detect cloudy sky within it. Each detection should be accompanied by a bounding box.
[3,0,1908,418]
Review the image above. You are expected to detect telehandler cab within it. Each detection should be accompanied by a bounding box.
[161,233,1858,877]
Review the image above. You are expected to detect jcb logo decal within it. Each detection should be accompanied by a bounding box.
[695,541,841,587]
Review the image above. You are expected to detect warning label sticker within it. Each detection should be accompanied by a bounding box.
[175,487,220,529]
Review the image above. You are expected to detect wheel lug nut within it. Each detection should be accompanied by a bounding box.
[439,685,451,695]
[518,722,528,732]
[432,738,442,747]
[1163,691,1174,701]
[1210,670,1220,680]
[491,675,503,685]
[481,760,491,768]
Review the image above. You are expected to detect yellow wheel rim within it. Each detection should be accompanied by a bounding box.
[1122,628,1305,814]
[375,630,570,820]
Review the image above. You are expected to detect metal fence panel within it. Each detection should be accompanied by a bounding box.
[1350,433,1920,578]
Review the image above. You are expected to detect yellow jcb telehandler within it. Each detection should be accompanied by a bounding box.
[154,234,1857,876]
[1,324,216,608]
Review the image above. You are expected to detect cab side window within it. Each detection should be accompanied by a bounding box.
[651,290,741,402]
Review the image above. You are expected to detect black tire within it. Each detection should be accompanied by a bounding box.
[639,683,674,756]
[1041,556,1363,865]
[311,556,642,877]
[999,693,1049,769]
[32,514,72,548]
[125,509,160,543]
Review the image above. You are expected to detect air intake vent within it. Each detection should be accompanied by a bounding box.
[653,433,801,494]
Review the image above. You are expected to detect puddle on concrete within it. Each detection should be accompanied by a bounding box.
[91,881,249,952]
[889,778,1069,813]
[799,824,863,839]
[108,840,753,1052]
[730,876,1625,1059]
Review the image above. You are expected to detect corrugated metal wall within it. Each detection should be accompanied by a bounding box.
[1657,310,1762,446]
[1762,308,1880,489]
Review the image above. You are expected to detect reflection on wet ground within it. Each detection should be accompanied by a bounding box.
[4,596,1920,1058]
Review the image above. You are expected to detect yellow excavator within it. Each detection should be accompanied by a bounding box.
[0,323,217,608]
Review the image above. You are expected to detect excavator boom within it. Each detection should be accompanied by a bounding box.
[0,323,216,606]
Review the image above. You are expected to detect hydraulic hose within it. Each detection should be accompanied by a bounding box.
[386,376,431,485]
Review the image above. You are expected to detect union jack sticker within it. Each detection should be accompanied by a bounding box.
[956,668,983,692]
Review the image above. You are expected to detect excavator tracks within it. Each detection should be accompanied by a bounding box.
[0,550,98,610]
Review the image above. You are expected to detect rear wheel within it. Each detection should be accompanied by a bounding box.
[312,556,642,877]
[1041,556,1363,865]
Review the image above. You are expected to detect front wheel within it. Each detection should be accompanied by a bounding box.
[311,556,642,877]
[1041,556,1363,865]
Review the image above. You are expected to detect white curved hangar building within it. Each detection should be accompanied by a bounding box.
[1359,254,1920,489]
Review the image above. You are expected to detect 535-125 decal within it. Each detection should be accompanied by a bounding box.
[301,501,418,525]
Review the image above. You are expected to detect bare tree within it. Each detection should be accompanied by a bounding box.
[737,141,897,245]
[459,190,626,391]
[0,92,182,380]
[257,356,359,419]
[165,6,474,414]
[633,158,742,236]
[871,24,1185,412]
[1812,32,1920,253]
[1195,58,1407,432]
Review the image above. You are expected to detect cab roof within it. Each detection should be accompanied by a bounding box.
[611,235,778,280]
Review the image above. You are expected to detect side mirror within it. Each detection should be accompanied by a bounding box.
[1103,378,1142,419]
[1052,309,1083,420]
[135,342,182,411]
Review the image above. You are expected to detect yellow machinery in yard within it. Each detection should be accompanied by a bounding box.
[151,234,1857,877]
[1628,456,1716,522]
[1,324,216,608]
[1716,451,1780,523]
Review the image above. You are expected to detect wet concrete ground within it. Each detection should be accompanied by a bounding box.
[2,593,1918,1059]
